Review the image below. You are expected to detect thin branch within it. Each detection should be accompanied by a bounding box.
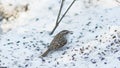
[49,0,65,35]
[50,0,65,35]
[57,0,76,24]
[56,0,65,24]
[50,0,76,35]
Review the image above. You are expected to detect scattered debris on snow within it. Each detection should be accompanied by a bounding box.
[0,0,120,68]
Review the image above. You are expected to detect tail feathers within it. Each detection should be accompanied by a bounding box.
[41,49,50,57]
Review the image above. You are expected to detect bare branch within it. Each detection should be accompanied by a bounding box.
[57,0,76,24]
[50,0,76,35]
[49,0,65,35]
[56,0,65,25]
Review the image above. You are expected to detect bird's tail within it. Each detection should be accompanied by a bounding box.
[41,49,50,57]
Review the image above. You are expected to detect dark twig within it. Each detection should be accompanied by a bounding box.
[50,0,65,35]
[56,0,65,25]
[50,0,76,35]
[57,0,76,24]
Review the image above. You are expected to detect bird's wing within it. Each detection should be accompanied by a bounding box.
[49,35,67,50]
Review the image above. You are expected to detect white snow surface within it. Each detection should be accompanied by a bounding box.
[0,0,120,68]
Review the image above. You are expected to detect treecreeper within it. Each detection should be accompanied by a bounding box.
[40,30,72,57]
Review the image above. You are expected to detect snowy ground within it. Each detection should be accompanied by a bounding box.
[0,0,120,68]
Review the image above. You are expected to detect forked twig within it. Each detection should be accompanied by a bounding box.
[49,0,65,35]
[50,0,76,35]
[57,0,76,24]
[56,0,65,25]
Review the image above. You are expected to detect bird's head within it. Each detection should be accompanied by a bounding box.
[59,30,73,35]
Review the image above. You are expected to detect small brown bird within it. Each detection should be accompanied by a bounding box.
[41,30,72,57]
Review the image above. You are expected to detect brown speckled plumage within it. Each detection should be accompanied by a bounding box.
[41,30,71,57]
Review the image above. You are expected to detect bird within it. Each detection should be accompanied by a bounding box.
[40,30,72,57]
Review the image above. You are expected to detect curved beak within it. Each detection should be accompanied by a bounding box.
[69,31,73,34]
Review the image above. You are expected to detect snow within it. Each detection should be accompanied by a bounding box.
[0,0,120,68]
